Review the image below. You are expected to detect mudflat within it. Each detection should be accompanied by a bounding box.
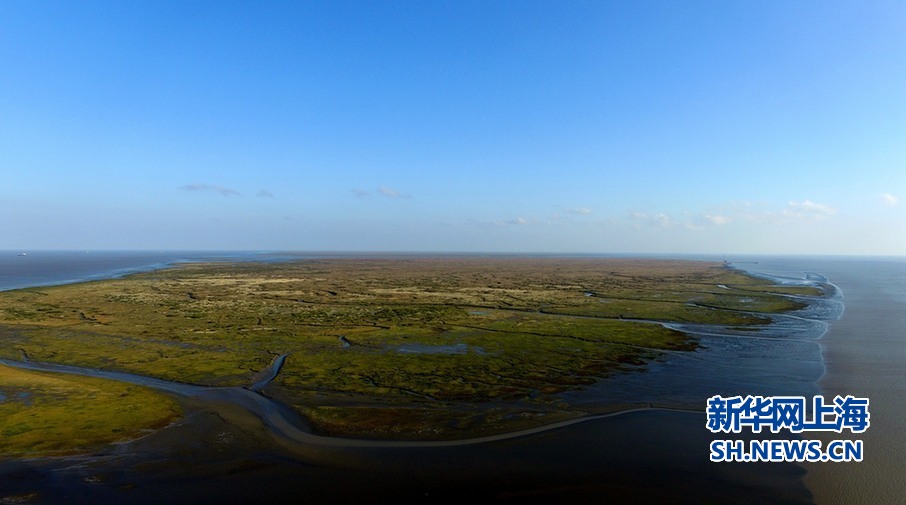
[0,257,817,453]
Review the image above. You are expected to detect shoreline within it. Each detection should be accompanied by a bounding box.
[797,259,906,504]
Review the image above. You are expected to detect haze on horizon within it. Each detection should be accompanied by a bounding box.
[2,1,904,256]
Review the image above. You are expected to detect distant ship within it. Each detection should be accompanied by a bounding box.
[17,252,27,256]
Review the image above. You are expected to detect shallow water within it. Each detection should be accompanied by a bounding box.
[698,256,906,505]
[0,250,257,291]
[0,406,811,504]
[561,261,839,408]
[391,342,484,355]
[789,258,906,505]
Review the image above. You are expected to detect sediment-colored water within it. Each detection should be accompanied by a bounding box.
[794,259,906,505]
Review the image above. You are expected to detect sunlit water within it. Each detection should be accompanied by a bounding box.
[0,250,259,291]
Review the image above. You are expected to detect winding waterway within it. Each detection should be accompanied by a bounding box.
[1,353,699,451]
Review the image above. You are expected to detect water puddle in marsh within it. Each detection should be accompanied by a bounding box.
[389,343,486,355]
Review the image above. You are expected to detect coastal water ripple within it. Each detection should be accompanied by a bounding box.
[562,264,841,408]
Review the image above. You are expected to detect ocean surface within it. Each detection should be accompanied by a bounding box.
[0,251,248,292]
[0,251,903,504]
[718,255,906,505]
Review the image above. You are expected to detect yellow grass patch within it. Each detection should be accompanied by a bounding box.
[0,365,180,457]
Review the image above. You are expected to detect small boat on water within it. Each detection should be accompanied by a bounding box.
[17,252,27,256]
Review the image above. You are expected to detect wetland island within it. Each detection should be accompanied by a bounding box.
[0,256,826,503]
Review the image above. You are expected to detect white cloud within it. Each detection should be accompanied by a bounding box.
[566,207,593,215]
[378,186,411,199]
[627,211,673,227]
[654,213,671,226]
[783,200,836,219]
[488,217,535,227]
[880,193,899,206]
[703,214,732,225]
[180,183,240,197]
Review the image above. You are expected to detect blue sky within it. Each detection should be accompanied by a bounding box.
[2,1,904,254]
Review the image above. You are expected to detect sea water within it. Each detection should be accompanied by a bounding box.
[0,250,299,292]
[695,256,905,504]
[784,257,906,505]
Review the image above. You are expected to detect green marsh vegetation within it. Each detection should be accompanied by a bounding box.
[0,258,821,446]
[0,365,180,457]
